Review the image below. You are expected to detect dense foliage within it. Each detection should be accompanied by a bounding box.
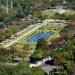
[0,61,45,75]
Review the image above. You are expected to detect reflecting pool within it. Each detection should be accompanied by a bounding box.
[28,32,52,42]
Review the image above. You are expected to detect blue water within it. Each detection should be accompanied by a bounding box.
[28,32,52,42]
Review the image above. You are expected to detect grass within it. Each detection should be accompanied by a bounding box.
[41,10,56,19]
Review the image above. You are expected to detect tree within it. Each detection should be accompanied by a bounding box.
[30,67,45,75]
[0,66,8,75]
[0,48,11,62]
[61,31,72,41]
[22,43,31,51]
[13,61,31,75]
[32,38,50,58]
[36,38,47,50]
[64,40,75,51]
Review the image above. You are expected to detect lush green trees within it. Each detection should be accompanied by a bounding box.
[32,38,51,58]
[49,23,75,74]
[64,40,75,51]
[50,33,75,74]
[0,61,45,75]
[0,26,20,42]
[0,66,8,75]
[36,38,47,50]
[0,61,30,75]
[30,67,45,75]
[12,61,31,75]
[0,48,12,62]
[23,43,31,51]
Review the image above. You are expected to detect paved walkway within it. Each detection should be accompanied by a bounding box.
[0,63,18,67]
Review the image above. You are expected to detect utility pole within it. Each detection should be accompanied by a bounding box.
[6,0,9,13]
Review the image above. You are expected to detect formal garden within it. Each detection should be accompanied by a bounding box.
[12,23,66,49]
[4,22,65,70]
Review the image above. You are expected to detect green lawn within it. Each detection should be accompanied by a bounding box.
[41,10,56,19]
[41,9,75,20]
